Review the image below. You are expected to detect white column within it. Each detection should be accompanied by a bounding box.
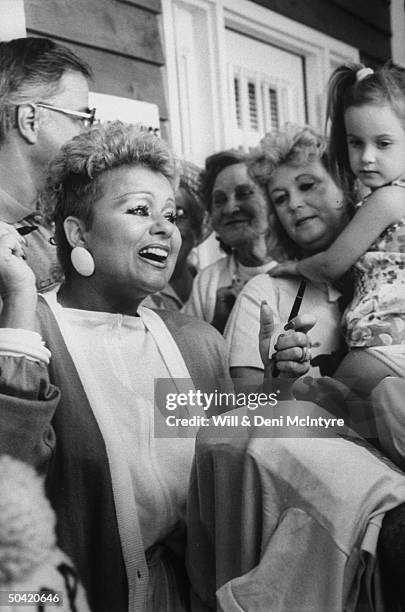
[160,0,226,164]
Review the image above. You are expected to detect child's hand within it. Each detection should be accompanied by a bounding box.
[269,260,299,277]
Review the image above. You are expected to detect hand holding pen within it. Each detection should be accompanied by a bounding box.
[0,222,37,297]
[0,223,39,262]
[268,279,317,378]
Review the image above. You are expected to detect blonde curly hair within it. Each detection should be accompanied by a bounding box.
[248,124,332,260]
[40,121,179,278]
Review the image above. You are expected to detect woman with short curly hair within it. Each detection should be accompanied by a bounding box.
[225,123,351,384]
[0,121,232,612]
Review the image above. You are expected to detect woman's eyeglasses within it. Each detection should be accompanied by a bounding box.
[35,102,96,127]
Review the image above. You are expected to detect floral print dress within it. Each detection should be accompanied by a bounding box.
[344,179,405,348]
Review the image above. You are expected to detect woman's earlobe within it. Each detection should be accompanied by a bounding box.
[64,217,95,277]
[63,216,87,249]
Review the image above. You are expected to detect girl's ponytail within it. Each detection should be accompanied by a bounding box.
[326,63,362,197]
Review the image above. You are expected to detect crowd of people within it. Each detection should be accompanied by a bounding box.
[0,35,405,612]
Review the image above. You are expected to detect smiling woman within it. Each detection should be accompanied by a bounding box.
[57,163,181,313]
[225,124,351,384]
[268,64,405,396]
[183,150,277,332]
[0,121,233,612]
[142,159,210,310]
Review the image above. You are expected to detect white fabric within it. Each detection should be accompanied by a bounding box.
[224,273,342,377]
[215,431,405,612]
[41,292,194,612]
[368,344,405,377]
[183,254,277,323]
[0,328,51,364]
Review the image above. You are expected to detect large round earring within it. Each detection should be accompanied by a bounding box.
[70,246,95,277]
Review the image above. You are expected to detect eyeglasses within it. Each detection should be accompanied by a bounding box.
[35,102,96,127]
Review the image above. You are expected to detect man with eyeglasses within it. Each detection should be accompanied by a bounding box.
[0,37,95,291]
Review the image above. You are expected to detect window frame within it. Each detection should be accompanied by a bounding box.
[161,0,359,162]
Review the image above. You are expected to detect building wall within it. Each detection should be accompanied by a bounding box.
[251,0,391,66]
[23,0,168,125]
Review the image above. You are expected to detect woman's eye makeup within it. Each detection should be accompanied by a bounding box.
[124,204,177,224]
[165,210,177,224]
[125,204,149,216]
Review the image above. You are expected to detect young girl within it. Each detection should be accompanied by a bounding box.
[271,63,405,396]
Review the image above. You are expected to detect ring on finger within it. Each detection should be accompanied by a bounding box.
[298,346,311,363]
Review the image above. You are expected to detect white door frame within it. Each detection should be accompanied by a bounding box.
[161,0,359,162]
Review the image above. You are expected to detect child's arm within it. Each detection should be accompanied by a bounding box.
[295,185,405,283]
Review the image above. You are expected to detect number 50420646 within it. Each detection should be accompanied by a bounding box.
[0,591,63,606]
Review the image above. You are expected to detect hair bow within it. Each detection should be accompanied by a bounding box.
[356,67,374,82]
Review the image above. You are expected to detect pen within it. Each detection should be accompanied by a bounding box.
[273,279,307,378]
[16,225,39,236]
[287,279,307,322]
